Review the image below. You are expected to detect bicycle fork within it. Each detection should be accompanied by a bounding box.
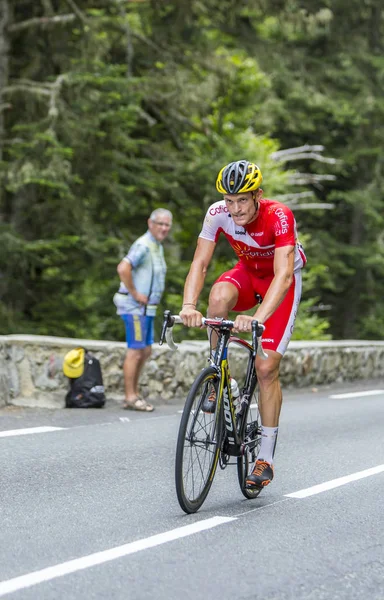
[218,360,243,457]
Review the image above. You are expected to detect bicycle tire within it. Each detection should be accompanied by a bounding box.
[175,366,222,514]
[237,387,262,499]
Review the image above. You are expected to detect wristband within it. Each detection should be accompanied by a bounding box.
[182,303,196,308]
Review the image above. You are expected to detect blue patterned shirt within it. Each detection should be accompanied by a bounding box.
[114,231,167,317]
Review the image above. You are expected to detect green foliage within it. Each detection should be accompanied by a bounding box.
[1,0,383,342]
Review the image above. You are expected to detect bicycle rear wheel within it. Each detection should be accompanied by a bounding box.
[175,366,222,514]
[237,388,262,499]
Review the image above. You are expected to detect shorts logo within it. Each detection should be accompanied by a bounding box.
[234,230,246,235]
[262,338,275,342]
[133,315,143,341]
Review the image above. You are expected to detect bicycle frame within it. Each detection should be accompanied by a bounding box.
[159,312,266,451]
[228,335,259,418]
[212,327,258,457]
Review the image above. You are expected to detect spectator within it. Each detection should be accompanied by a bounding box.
[114,208,172,411]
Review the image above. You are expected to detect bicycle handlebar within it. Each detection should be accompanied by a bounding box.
[159,311,269,360]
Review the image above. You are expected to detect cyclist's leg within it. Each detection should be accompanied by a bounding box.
[207,281,237,354]
[209,263,256,313]
[202,266,255,412]
[252,269,302,428]
[208,264,256,350]
[256,350,282,427]
[245,356,282,486]
[246,271,302,487]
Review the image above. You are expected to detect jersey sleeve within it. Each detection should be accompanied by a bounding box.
[198,202,225,243]
[124,242,149,268]
[271,204,296,247]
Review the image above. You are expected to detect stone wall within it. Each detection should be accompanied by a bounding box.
[0,334,384,409]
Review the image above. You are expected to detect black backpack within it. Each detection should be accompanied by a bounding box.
[65,350,106,408]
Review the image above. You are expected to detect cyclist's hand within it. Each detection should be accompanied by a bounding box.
[179,307,203,328]
[233,315,257,333]
[133,292,148,305]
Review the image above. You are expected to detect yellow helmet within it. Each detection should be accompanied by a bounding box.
[216,160,263,194]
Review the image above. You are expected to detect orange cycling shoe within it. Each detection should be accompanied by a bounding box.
[246,459,274,488]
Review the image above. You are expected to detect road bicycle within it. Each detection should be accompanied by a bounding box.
[159,310,269,514]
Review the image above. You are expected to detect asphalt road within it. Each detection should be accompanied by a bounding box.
[1,379,383,600]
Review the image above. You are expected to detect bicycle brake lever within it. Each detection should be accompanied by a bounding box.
[251,320,268,360]
[161,313,183,351]
[159,310,175,346]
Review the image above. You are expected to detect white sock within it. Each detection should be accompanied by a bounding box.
[257,425,278,465]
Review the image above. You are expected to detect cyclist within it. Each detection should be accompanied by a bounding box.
[179,159,306,489]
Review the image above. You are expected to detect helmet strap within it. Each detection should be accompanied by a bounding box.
[251,191,259,218]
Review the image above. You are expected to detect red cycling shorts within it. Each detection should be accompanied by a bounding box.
[214,262,302,355]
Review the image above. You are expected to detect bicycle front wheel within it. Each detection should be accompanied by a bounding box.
[175,366,222,514]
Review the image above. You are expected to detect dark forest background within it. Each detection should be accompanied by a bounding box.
[1,0,383,342]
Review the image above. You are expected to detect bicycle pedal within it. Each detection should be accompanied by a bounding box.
[245,482,262,490]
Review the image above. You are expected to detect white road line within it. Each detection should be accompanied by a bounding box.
[0,516,235,597]
[329,390,384,399]
[285,464,384,499]
[0,427,65,438]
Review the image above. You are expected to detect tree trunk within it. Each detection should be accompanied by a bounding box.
[342,204,364,338]
[368,2,382,53]
[0,0,10,166]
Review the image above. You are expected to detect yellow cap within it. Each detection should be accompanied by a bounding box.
[63,348,85,378]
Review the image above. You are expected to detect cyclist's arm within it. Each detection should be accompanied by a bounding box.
[253,245,295,324]
[180,237,216,326]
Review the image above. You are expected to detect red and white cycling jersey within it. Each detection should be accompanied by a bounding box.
[199,198,307,355]
[199,198,306,276]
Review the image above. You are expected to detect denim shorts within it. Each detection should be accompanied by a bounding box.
[121,314,154,349]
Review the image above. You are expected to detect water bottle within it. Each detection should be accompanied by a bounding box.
[230,378,240,412]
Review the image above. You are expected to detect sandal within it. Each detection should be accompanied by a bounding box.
[123,397,154,412]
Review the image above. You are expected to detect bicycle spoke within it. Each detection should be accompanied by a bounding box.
[184,441,213,498]
[182,404,218,498]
